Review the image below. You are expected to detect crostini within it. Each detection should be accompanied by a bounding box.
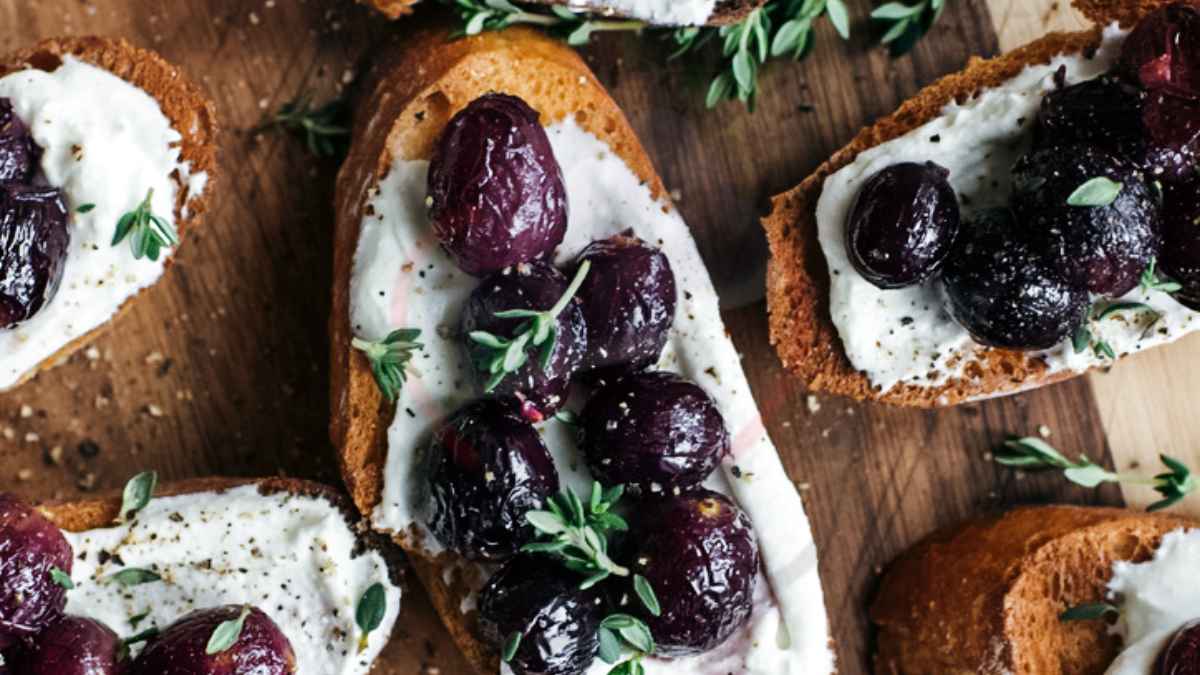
[871,505,1199,674]
[763,0,1199,406]
[330,22,832,675]
[0,476,402,674]
[0,36,217,392]
[361,0,765,25]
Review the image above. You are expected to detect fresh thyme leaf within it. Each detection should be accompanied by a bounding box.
[106,568,162,587]
[1067,177,1123,207]
[128,610,151,629]
[122,626,160,646]
[872,0,946,55]
[111,189,177,262]
[597,626,623,664]
[443,0,644,44]
[1060,602,1119,622]
[521,480,632,584]
[1072,324,1092,354]
[633,574,661,617]
[1140,257,1183,294]
[502,631,522,662]
[1093,339,1117,361]
[352,328,423,403]
[117,471,158,524]
[49,566,74,590]
[600,614,656,656]
[269,94,349,158]
[468,261,589,392]
[76,203,95,213]
[205,605,251,655]
[356,582,387,653]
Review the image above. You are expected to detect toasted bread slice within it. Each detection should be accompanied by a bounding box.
[0,36,218,390]
[361,0,765,25]
[762,0,1171,408]
[870,506,1197,674]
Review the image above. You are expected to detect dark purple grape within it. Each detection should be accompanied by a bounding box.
[1012,146,1161,296]
[1156,619,1200,675]
[427,94,567,277]
[462,262,587,423]
[572,233,676,382]
[1142,91,1200,181]
[14,616,126,675]
[845,162,960,289]
[1160,176,1200,304]
[1120,3,1200,100]
[581,371,728,495]
[0,184,69,328]
[129,606,295,675]
[421,398,560,561]
[942,208,1089,350]
[0,493,72,651]
[0,100,38,184]
[478,556,602,675]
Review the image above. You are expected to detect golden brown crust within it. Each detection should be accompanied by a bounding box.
[3,36,219,389]
[330,22,666,675]
[358,0,765,24]
[763,0,1176,407]
[871,506,1197,675]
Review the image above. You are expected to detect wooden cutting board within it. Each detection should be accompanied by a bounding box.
[0,1,1195,673]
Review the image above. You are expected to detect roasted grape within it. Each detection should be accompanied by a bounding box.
[0,100,38,184]
[1120,2,1200,100]
[0,184,69,328]
[129,606,295,675]
[1156,619,1200,675]
[14,616,126,675]
[0,493,72,650]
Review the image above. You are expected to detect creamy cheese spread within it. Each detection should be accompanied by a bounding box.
[814,26,1198,395]
[564,0,716,25]
[350,117,833,674]
[1105,528,1200,675]
[0,56,207,390]
[60,485,402,675]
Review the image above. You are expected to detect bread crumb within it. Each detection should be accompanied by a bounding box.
[806,395,821,414]
[77,472,97,491]
[145,351,165,365]
[16,469,32,481]
[146,404,164,418]
[1038,425,1052,438]
[19,404,33,418]
[85,346,101,360]
[24,432,38,443]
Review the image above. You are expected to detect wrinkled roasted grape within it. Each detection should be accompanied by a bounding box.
[1120,3,1200,100]
[129,606,295,675]
[572,233,676,382]
[1160,176,1200,307]
[1012,146,1160,296]
[0,493,72,651]
[627,490,758,657]
[943,208,1089,350]
[14,616,126,675]
[0,100,37,184]
[478,556,602,675]
[0,184,69,329]
[1142,91,1200,181]
[421,398,559,561]
[581,371,728,494]
[1156,619,1200,675]
[461,262,587,422]
[427,94,567,277]
[845,162,960,289]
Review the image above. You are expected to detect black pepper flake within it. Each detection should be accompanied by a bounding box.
[77,440,101,459]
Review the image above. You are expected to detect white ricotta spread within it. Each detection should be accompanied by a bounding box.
[0,56,206,390]
[60,485,402,675]
[564,0,716,25]
[1105,528,1200,675]
[350,117,833,674]
[815,27,1199,395]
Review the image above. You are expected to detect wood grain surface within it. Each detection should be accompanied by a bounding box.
[0,1,1193,674]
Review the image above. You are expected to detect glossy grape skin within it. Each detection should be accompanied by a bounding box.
[581,371,729,495]
[0,493,72,651]
[421,398,560,561]
[845,162,960,289]
[461,262,587,423]
[627,490,758,657]
[1119,2,1200,100]
[128,606,295,675]
[1160,176,1200,308]
[1156,619,1200,675]
[942,208,1089,350]
[14,616,126,675]
[477,556,602,675]
[1012,146,1161,296]
[572,233,676,382]
[1141,90,1200,182]
[427,93,567,277]
[0,184,70,328]
[0,99,38,184]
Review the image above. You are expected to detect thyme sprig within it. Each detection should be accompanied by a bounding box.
[112,189,178,262]
[1140,257,1183,294]
[872,0,946,54]
[994,437,1197,511]
[352,329,423,402]
[523,480,631,587]
[447,0,644,45]
[1072,301,1163,361]
[269,94,349,158]
[468,260,590,392]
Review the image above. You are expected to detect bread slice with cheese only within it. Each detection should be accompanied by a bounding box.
[361,0,765,25]
[330,22,833,675]
[762,0,1187,407]
[871,505,1199,674]
[37,477,403,675]
[0,36,218,392]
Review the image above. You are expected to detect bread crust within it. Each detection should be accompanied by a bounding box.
[762,0,1171,408]
[359,0,766,25]
[870,506,1196,674]
[2,36,219,390]
[329,22,666,674]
